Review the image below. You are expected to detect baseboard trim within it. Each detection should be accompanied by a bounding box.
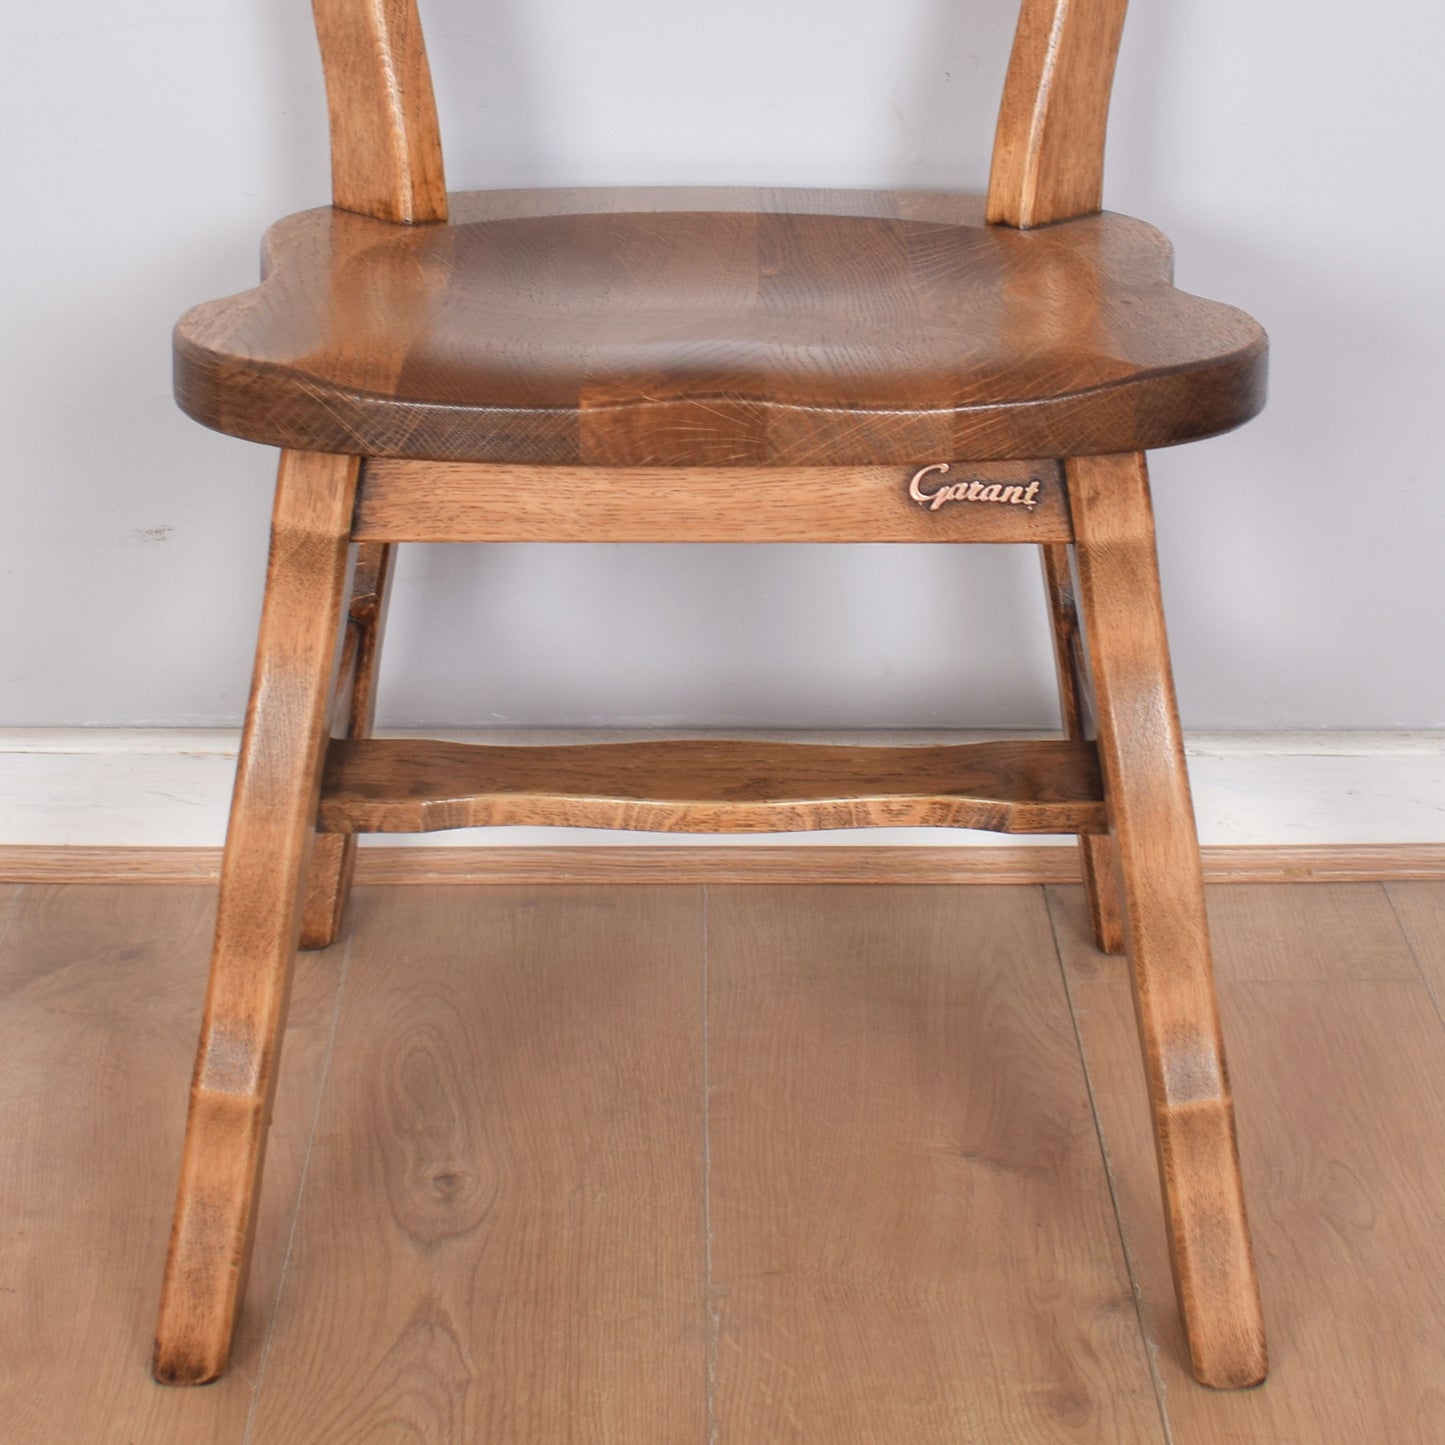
[4,842,1444,887]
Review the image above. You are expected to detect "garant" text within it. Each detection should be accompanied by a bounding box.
[908,463,1041,511]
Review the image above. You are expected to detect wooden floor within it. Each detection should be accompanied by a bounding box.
[5,880,1445,1442]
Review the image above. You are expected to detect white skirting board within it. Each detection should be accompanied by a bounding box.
[0,729,1442,849]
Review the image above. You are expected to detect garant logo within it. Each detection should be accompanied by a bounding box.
[908,463,1041,511]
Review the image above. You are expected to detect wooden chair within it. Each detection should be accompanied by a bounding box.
[154,0,1269,1391]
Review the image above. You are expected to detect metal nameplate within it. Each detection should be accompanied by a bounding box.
[909,462,1048,512]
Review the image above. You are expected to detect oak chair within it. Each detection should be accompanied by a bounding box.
[154,0,1270,1392]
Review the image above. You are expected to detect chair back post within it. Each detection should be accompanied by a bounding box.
[310,0,1125,231]
[312,0,448,223]
[988,0,1129,228]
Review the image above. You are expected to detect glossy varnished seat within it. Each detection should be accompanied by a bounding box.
[178,190,1266,466]
[154,0,1272,1398]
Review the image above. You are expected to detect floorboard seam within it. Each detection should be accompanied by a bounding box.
[702,884,719,1445]
[0,884,24,955]
[1043,886,1176,1445]
[1383,883,1445,1035]
[240,934,356,1444]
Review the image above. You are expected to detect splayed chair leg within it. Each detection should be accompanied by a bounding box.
[153,450,359,1385]
[1040,541,1124,953]
[300,538,394,949]
[1069,453,1267,1390]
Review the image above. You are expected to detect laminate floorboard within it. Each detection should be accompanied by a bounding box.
[244,886,708,1444]
[1201,882,1418,982]
[1386,881,1445,1008]
[1049,881,1445,1443]
[0,884,345,1445]
[704,885,1160,1443]
[0,884,20,943]
[10,879,1445,1442]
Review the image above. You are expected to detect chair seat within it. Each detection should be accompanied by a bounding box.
[175,187,1266,466]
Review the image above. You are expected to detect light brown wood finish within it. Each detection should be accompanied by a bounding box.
[159,0,1273,1395]
[1387,881,1445,1002]
[355,458,1072,542]
[317,737,1106,835]
[174,194,1266,466]
[0,885,20,947]
[23,882,1445,1438]
[245,885,708,1442]
[311,0,446,223]
[708,884,1162,1440]
[153,451,359,1385]
[989,0,1131,227]
[290,0,434,940]
[312,0,1126,233]
[1069,453,1266,1388]
[1052,883,1445,1440]
[300,539,394,948]
[1042,541,1125,952]
[5,841,1445,888]
[1208,881,1420,982]
[0,885,345,1444]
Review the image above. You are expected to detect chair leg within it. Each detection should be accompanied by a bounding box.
[300,540,394,949]
[1076,828,1124,952]
[153,450,360,1386]
[1040,542,1125,954]
[1068,453,1267,1390]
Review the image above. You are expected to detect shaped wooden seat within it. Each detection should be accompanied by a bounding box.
[176,194,1266,466]
[154,0,1270,1398]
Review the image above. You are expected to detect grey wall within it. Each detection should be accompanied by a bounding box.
[5,1,1442,729]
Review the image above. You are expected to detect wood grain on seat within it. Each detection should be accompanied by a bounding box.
[175,188,1266,467]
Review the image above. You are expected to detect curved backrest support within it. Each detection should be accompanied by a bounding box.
[987,0,1129,227]
[311,0,1127,229]
[312,0,447,223]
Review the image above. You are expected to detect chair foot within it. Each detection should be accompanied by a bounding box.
[1070,453,1267,1390]
[154,451,359,1385]
[152,1086,270,1385]
[297,541,392,950]
[299,834,357,949]
[1039,544,1126,955]
[1157,1091,1271,1388]
[1079,832,1125,954]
